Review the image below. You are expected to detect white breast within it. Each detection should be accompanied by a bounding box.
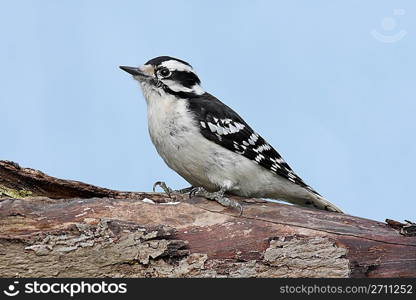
[139,82,315,201]
[141,83,216,188]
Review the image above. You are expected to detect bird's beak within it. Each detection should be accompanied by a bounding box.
[119,65,154,81]
[119,66,143,76]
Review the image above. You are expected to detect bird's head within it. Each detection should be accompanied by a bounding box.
[120,56,204,99]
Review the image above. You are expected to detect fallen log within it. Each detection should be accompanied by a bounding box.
[0,160,415,277]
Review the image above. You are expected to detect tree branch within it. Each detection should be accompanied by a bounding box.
[0,160,415,277]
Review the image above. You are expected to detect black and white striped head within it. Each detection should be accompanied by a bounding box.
[120,56,204,99]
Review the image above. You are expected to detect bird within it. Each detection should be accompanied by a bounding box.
[120,56,343,214]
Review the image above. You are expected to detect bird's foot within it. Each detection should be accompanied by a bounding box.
[175,186,194,194]
[152,181,194,197]
[152,181,173,197]
[189,187,243,216]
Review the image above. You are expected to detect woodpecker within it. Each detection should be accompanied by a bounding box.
[120,56,343,213]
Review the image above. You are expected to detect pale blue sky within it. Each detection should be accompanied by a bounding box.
[1,1,415,221]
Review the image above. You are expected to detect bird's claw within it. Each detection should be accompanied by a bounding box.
[189,187,204,199]
[152,181,173,197]
[189,187,243,216]
[216,196,243,216]
[175,186,194,194]
[153,182,194,198]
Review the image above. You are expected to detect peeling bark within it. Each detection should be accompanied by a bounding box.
[0,160,415,277]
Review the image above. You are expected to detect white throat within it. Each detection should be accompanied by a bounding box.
[139,81,163,105]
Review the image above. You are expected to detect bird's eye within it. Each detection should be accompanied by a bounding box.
[158,68,171,78]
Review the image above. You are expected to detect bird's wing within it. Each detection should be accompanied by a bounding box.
[187,93,319,195]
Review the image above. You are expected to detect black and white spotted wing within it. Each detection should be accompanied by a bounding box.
[187,93,319,195]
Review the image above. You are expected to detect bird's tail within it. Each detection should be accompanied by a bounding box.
[288,194,344,213]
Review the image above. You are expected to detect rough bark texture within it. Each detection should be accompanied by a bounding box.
[0,160,415,278]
